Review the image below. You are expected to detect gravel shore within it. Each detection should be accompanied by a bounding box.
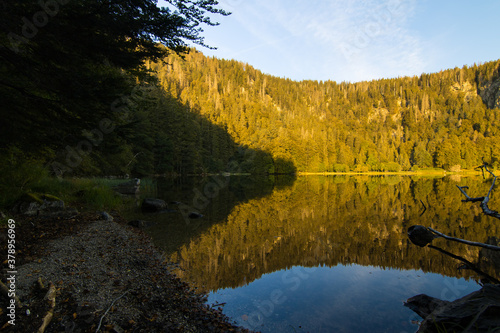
[1,212,252,332]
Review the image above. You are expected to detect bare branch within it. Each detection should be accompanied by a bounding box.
[456,185,484,202]
[428,228,500,251]
[95,290,129,333]
[457,163,499,219]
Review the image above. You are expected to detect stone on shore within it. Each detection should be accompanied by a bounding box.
[11,193,78,218]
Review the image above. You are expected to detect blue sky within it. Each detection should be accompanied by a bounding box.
[159,0,500,83]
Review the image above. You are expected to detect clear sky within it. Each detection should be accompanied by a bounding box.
[159,0,500,83]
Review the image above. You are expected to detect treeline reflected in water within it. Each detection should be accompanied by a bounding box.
[169,175,500,291]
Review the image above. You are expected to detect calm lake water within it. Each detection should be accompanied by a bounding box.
[126,175,500,332]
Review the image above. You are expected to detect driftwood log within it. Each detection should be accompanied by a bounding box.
[405,284,500,333]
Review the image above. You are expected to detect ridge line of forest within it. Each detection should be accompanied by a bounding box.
[3,45,500,189]
[146,50,500,174]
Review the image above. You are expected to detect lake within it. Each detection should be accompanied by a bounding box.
[126,175,500,332]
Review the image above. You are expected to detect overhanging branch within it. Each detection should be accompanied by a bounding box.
[456,163,499,220]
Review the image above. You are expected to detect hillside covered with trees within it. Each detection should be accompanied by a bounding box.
[150,51,500,173]
[1,0,500,187]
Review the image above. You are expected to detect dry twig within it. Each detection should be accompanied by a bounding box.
[38,282,56,333]
[95,290,129,333]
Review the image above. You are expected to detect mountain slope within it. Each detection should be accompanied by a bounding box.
[150,51,500,173]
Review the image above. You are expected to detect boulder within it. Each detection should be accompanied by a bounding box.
[141,198,167,212]
[12,193,65,215]
[404,294,450,319]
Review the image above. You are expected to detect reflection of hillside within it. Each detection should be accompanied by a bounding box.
[172,176,500,291]
[135,176,295,254]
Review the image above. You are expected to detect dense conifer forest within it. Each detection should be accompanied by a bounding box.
[1,2,500,184]
[2,45,500,179]
[149,51,500,174]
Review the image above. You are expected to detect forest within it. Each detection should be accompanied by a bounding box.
[1,1,500,195]
[4,49,500,182]
[149,52,500,174]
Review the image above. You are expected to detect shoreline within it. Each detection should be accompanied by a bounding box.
[0,211,253,332]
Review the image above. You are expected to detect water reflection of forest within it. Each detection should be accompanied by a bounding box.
[170,175,500,291]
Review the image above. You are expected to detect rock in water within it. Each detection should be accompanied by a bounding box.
[404,294,450,318]
[128,220,155,228]
[188,212,203,219]
[141,198,167,212]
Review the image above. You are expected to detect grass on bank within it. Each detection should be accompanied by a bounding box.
[0,147,129,210]
[0,158,132,224]
[0,176,130,227]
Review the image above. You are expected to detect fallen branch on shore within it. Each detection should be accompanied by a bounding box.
[95,290,129,333]
[409,163,500,250]
[38,282,56,333]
